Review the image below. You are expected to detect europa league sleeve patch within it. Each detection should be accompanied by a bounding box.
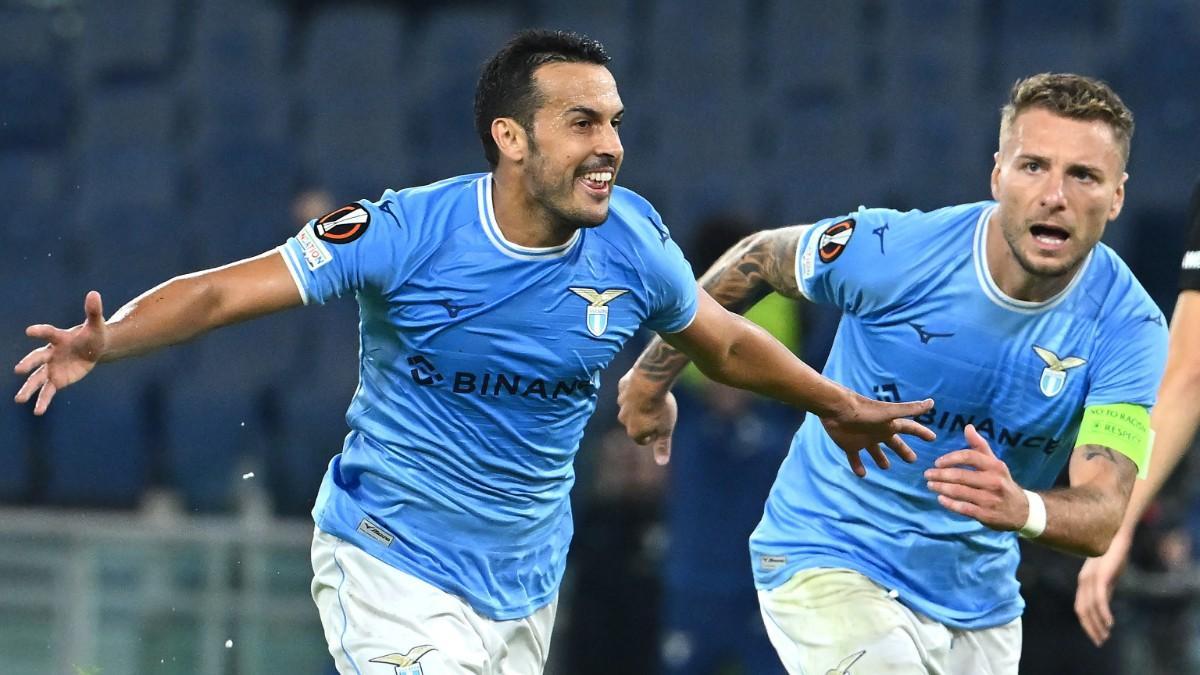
[314,204,370,244]
[817,218,855,263]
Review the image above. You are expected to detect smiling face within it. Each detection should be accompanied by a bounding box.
[519,61,624,230]
[989,106,1127,287]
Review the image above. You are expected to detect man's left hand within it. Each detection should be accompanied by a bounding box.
[925,424,1028,531]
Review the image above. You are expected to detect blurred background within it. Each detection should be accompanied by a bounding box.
[1,0,1198,673]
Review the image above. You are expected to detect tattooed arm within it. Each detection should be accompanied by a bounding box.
[1038,444,1137,557]
[626,225,810,396]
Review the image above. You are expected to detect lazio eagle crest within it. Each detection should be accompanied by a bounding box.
[569,287,630,337]
[370,646,436,675]
[1032,345,1086,398]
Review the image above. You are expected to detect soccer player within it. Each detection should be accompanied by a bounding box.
[1075,176,1200,647]
[618,73,1167,674]
[13,31,936,674]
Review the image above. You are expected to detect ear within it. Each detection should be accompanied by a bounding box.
[491,118,528,164]
[1109,172,1128,221]
[990,151,1001,201]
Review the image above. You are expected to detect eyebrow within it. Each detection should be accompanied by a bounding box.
[565,105,624,119]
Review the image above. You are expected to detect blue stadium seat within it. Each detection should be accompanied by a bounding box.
[762,1,862,98]
[531,1,638,84]
[0,63,71,150]
[0,394,32,502]
[645,1,751,96]
[79,86,177,148]
[407,7,518,182]
[185,0,291,148]
[76,144,181,216]
[42,375,150,508]
[78,0,178,81]
[161,371,263,513]
[299,6,409,198]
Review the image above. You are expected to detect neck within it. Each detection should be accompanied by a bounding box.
[490,168,576,248]
[985,209,1078,303]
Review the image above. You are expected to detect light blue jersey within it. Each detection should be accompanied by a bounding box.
[750,202,1167,629]
[278,173,698,620]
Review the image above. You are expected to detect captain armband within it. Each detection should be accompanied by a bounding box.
[1075,403,1153,479]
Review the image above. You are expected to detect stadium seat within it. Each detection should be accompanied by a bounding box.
[0,395,32,502]
[0,63,71,150]
[299,6,410,198]
[531,1,638,84]
[78,0,178,82]
[42,375,150,508]
[762,0,862,98]
[75,144,181,216]
[78,86,177,148]
[407,7,518,182]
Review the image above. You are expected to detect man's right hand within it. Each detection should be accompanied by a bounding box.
[1075,530,1132,646]
[819,394,936,477]
[14,290,109,415]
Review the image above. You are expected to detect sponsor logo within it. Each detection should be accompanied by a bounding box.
[357,518,394,547]
[568,287,630,337]
[872,383,900,402]
[1032,345,1086,398]
[907,322,954,344]
[314,204,370,244]
[296,227,332,270]
[818,219,855,263]
[370,646,436,675]
[759,555,787,571]
[407,355,444,386]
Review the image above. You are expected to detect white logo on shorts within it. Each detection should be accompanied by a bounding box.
[370,646,436,674]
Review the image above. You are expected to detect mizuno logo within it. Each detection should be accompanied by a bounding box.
[432,299,483,318]
[907,322,954,344]
[872,224,888,254]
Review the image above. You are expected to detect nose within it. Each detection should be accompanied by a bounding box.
[595,123,623,162]
[1040,171,1067,210]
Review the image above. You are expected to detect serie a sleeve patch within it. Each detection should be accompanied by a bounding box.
[1075,403,1153,479]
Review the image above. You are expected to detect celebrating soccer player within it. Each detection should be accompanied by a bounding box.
[619,73,1166,674]
[14,30,936,674]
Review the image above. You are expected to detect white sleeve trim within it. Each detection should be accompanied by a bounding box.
[793,224,817,302]
[658,301,699,335]
[276,245,310,306]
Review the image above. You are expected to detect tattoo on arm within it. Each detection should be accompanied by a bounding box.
[1083,446,1118,463]
[633,226,808,383]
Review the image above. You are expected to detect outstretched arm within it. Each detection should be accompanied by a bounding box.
[14,250,302,414]
[618,226,936,474]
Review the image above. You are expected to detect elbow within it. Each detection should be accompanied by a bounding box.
[1082,520,1123,558]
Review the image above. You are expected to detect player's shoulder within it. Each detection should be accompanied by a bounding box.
[853,200,992,233]
[600,185,674,247]
[363,173,485,234]
[1082,243,1163,323]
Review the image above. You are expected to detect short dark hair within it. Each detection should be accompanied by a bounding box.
[474,29,610,167]
[1000,73,1135,166]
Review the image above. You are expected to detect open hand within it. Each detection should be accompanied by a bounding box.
[14,291,109,415]
[1075,532,1132,646]
[819,394,936,477]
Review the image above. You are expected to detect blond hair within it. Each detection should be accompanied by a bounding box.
[999,73,1134,165]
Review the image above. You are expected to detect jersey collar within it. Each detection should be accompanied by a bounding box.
[972,204,1092,314]
[476,174,581,261]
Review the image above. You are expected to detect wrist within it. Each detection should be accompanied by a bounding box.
[1018,489,1047,539]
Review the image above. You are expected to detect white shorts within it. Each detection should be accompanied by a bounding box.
[310,528,557,675]
[758,568,1021,675]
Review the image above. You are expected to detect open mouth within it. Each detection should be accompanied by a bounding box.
[1030,223,1070,249]
[577,169,614,196]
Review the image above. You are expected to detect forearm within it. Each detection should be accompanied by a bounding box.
[683,313,849,417]
[102,251,300,362]
[1037,483,1128,558]
[627,227,807,397]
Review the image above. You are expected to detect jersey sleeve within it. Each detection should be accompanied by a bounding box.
[1084,307,1168,409]
[793,207,899,315]
[1178,177,1200,291]
[277,194,409,305]
[641,209,699,334]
